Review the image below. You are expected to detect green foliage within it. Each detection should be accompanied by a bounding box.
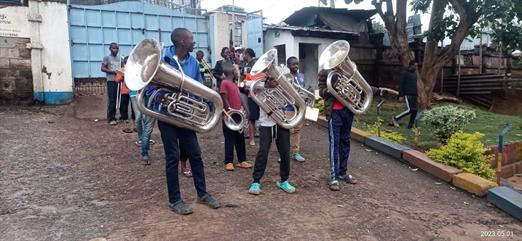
[421,105,476,142]
[427,131,495,180]
[314,100,324,116]
[366,118,406,144]
[371,21,386,33]
[474,0,522,52]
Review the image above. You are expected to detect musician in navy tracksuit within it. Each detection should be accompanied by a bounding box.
[147,28,220,215]
[318,70,384,191]
[392,60,418,129]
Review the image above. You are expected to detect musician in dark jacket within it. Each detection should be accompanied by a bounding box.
[318,69,384,191]
[150,28,221,215]
[392,60,418,129]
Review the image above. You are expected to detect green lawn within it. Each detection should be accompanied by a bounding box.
[351,97,522,150]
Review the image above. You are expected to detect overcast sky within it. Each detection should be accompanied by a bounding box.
[201,0,431,31]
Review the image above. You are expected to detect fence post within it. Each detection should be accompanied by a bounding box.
[496,123,512,185]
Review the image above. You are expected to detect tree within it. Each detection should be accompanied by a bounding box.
[345,0,520,109]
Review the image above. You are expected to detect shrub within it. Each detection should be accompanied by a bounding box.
[427,131,495,180]
[366,118,406,144]
[314,100,324,116]
[421,105,476,142]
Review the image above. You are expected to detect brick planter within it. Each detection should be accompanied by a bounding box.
[402,150,462,182]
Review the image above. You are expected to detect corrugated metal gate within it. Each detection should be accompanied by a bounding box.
[246,11,264,58]
[68,1,210,81]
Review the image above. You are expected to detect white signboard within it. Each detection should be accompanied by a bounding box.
[0,6,30,38]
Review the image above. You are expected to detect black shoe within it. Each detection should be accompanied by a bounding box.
[340,175,358,184]
[197,194,221,209]
[142,155,150,165]
[169,201,193,215]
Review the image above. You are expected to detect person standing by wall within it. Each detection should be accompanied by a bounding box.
[213,47,234,89]
[101,42,122,125]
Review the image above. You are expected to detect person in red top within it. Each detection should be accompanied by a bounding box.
[114,56,131,122]
[318,69,385,191]
[220,64,253,171]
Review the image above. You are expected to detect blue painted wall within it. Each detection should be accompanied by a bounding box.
[69,1,210,78]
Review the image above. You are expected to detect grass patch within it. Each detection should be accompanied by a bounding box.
[352,97,522,150]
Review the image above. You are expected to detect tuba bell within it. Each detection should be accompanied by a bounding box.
[249,49,306,129]
[223,107,249,133]
[319,40,373,114]
[125,38,223,132]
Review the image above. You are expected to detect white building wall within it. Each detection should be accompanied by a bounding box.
[209,12,230,66]
[33,1,73,104]
[0,1,73,104]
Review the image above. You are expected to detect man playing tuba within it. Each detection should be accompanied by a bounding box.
[150,28,221,215]
[318,69,385,192]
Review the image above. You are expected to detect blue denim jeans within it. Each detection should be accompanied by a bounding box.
[130,97,155,156]
[158,121,208,204]
[328,108,354,182]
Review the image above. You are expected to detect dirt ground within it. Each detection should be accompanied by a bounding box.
[1,99,521,241]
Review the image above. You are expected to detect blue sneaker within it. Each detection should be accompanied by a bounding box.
[276,180,296,193]
[293,153,305,162]
[248,182,261,195]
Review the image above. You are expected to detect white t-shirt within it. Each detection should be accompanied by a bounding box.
[258,109,276,127]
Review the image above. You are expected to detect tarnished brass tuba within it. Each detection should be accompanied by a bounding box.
[223,107,249,133]
[125,38,223,132]
[319,40,373,114]
[249,49,306,129]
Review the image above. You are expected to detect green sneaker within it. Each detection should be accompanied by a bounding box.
[276,180,296,193]
[293,153,305,162]
[248,182,261,195]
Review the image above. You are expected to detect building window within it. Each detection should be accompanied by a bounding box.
[275,44,286,66]
[0,0,25,5]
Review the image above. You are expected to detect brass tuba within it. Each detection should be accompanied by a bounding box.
[125,38,223,132]
[249,49,306,129]
[223,107,249,133]
[319,40,373,114]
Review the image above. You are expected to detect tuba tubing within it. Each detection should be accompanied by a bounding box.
[249,49,306,129]
[319,40,373,115]
[223,107,248,133]
[127,38,223,133]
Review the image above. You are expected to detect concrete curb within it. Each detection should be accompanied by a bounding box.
[452,173,498,197]
[487,186,522,221]
[313,119,505,199]
[403,150,462,182]
[364,135,410,160]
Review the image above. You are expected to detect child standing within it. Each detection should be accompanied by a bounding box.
[120,57,156,164]
[220,64,253,171]
[248,77,296,195]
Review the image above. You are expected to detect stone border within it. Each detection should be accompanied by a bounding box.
[315,116,500,197]
[487,186,522,221]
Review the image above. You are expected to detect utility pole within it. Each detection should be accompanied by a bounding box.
[330,0,335,8]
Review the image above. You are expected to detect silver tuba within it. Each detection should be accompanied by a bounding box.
[319,40,373,114]
[125,38,223,132]
[223,107,249,133]
[249,49,306,129]
[291,80,316,108]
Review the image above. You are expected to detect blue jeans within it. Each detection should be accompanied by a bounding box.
[130,97,155,156]
[157,121,208,204]
[328,108,354,182]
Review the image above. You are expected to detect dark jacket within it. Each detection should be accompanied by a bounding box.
[399,67,418,97]
[318,69,381,120]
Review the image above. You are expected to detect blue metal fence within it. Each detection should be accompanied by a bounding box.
[68,1,209,78]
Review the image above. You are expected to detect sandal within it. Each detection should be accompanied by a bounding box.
[182,169,192,177]
[122,128,133,133]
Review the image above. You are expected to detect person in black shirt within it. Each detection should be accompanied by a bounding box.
[392,60,418,129]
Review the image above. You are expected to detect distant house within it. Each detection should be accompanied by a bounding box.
[263,7,379,90]
[207,5,263,65]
